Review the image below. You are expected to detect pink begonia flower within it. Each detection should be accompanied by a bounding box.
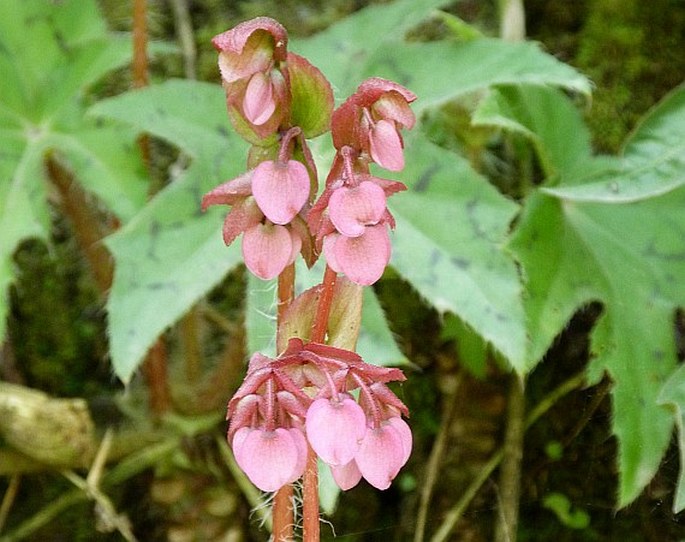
[369,119,405,171]
[331,78,416,171]
[328,181,386,237]
[243,71,276,125]
[212,18,289,139]
[330,460,363,491]
[251,160,310,225]
[305,395,367,466]
[323,224,391,286]
[232,426,307,492]
[242,222,301,280]
[212,18,288,83]
[388,417,413,466]
[355,421,408,490]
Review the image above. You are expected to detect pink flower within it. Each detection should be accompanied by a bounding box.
[251,160,310,225]
[355,419,411,490]
[323,224,391,286]
[330,460,363,491]
[243,71,277,125]
[212,17,290,140]
[369,119,405,171]
[242,222,301,280]
[202,154,311,280]
[328,180,386,237]
[331,78,416,171]
[232,427,307,492]
[305,395,367,466]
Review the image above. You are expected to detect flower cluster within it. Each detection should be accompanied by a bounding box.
[203,16,415,496]
[227,339,410,492]
[202,17,416,286]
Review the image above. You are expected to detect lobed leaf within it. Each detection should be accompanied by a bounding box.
[509,84,685,504]
[390,133,526,370]
[543,86,685,202]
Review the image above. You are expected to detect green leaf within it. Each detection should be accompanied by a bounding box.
[508,84,685,506]
[543,86,685,202]
[0,0,138,347]
[658,365,685,512]
[510,189,685,505]
[292,0,451,94]
[92,81,249,382]
[361,39,591,114]
[90,80,234,159]
[49,127,148,222]
[390,133,526,369]
[472,85,592,179]
[105,170,244,383]
[0,137,51,342]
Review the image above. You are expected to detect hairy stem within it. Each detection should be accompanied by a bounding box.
[302,446,320,541]
[272,263,297,540]
[302,265,338,542]
[45,155,113,293]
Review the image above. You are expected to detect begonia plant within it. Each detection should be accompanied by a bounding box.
[202,16,416,540]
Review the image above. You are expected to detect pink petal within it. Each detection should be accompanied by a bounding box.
[388,417,412,466]
[288,427,309,482]
[372,92,416,130]
[217,35,273,84]
[355,424,405,490]
[221,198,263,246]
[201,171,254,210]
[331,460,363,491]
[242,223,293,279]
[213,18,288,82]
[328,181,387,237]
[233,427,302,492]
[334,224,391,286]
[252,160,310,225]
[305,395,367,466]
[369,119,404,171]
[243,72,276,125]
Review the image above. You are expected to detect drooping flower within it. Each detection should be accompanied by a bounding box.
[232,427,307,492]
[305,395,367,466]
[251,159,310,225]
[328,180,387,237]
[323,224,391,286]
[242,222,301,280]
[202,170,303,280]
[355,421,408,490]
[330,460,363,491]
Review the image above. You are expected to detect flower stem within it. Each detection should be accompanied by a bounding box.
[302,264,338,542]
[310,265,338,343]
[302,446,320,541]
[272,263,297,540]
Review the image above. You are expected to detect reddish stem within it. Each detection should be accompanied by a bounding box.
[272,263,297,540]
[143,339,172,416]
[310,265,338,343]
[302,445,320,541]
[273,486,295,541]
[132,0,149,89]
[302,264,338,542]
